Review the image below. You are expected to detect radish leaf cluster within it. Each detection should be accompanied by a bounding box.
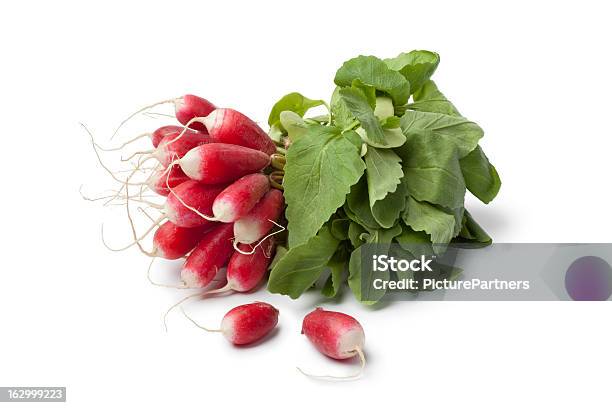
[267,50,501,302]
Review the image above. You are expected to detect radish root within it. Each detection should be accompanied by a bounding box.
[147,258,191,289]
[180,307,222,333]
[100,214,163,252]
[94,131,152,152]
[233,219,285,255]
[297,347,366,381]
[164,158,217,221]
[111,97,178,140]
[163,291,204,331]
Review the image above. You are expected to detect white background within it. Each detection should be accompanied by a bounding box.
[1,0,611,407]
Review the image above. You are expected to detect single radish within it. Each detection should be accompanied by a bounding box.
[212,173,270,222]
[183,108,277,155]
[182,302,279,345]
[206,237,275,294]
[234,189,284,244]
[147,165,190,196]
[226,238,275,291]
[152,130,214,167]
[180,223,235,288]
[179,143,271,185]
[152,221,210,260]
[151,125,185,148]
[112,94,215,139]
[300,308,366,380]
[174,94,216,132]
[164,180,226,228]
[119,128,213,167]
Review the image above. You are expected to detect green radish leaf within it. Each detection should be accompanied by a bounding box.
[356,127,406,148]
[280,111,309,142]
[460,146,501,204]
[374,96,394,120]
[400,110,483,158]
[455,209,492,246]
[284,125,365,247]
[396,131,466,209]
[268,92,325,129]
[339,87,386,145]
[364,146,403,205]
[347,221,367,248]
[268,124,284,142]
[367,223,403,244]
[395,223,435,256]
[403,196,457,249]
[348,223,402,303]
[306,115,331,123]
[331,87,355,130]
[269,245,288,270]
[348,246,385,304]
[408,80,461,116]
[268,226,339,299]
[335,55,410,105]
[384,50,440,94]
[330,218,350,241]
[342,130,363,151]
[322,247,348,298]
[449,206,466,238]
[371,180,407,228]
[346,178,379,230]
[351,79,377,108]
[381,116,401,129]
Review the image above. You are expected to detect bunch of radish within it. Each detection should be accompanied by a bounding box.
[85,93,367,380]
[88,94,285,297]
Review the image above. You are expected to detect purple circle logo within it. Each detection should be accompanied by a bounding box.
[565,256,612,301]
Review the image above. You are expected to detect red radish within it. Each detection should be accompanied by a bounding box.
[300,308,366,380]
[152,221,210,260]
[164,180,226,228]
[152,130,214,167]
[182,302,279,345]
[180,223,234,288]
[208,237,275,294]
[151,125,184,148]
[174,94,216,132]
[183,108,277,155]
[111,94,215,139]
[212,174,270,222]
[164,238,275,325]
[234,189,284,244]
[226,238,275,291]
[147,165,190,196]
[119,128,213,167]
[179,143,271,185]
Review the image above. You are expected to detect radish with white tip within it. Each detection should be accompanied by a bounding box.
[300,308,366,380]
[164,180,226,228]
[180,223,235,288]
[178,143,271,185]
[151,221,210,260]
[234,189,284,244]
[181,108,277,155]
[112,94,216,139]
[182,302,279,345]
[147,165,190,196]
[211,173,270,222]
